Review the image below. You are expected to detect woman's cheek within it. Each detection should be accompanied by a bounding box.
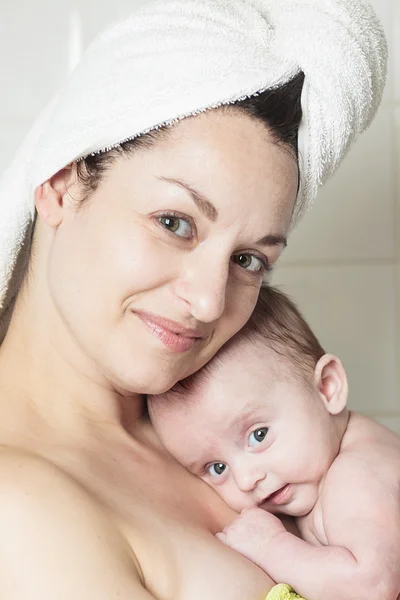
[221,279,260,334]
[108,227,179,293]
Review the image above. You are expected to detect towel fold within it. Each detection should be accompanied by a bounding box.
[0,0,387,340]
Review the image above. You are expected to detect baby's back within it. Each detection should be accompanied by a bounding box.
[297,412,400,599]
[301,411,400,546]
[343,412,400,478]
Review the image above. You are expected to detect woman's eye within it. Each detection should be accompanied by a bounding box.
[248,427,268,447]
[158,215,193,239]
[232,253,268,273]
[207,462,227,477]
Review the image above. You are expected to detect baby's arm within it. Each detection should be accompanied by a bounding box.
[218,455,400,600]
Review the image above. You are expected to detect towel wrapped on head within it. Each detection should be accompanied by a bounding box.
[0,0,387,341]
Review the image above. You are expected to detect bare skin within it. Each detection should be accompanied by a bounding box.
[0,410,273,600]
[0,110,298,599]
[217,413,400,600]
[150,342,400,600]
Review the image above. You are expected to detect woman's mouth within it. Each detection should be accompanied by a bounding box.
[134,311,207,353]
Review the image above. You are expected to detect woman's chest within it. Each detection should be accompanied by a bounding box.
[87,438,230,528]
[70,442,270,600]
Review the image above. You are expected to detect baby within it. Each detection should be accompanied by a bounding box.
[148,286,400,600]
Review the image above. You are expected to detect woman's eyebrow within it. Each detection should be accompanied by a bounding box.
[158,176,287,247]
[158,176,218,222]
[256,233,287,248]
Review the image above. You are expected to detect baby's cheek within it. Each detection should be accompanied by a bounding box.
[200,477,229,502]
[211,482,254,513]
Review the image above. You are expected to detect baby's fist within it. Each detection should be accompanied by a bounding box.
[216,508,285,569]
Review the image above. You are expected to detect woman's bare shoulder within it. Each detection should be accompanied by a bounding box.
[0,446,100,514]
[0,447,150,599]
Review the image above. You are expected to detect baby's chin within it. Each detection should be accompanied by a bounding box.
[262,500,315,518]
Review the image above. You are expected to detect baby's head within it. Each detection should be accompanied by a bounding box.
[148,286,349,517]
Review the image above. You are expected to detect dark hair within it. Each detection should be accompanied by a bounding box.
[232,71,304,159]
[75,72,304,200]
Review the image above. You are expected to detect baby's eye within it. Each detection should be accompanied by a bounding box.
[248,427,269,447]
[207,462,227,478]
[158,215,193,239]
[232,253,269,273]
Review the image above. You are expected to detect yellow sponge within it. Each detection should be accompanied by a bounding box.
[265,584,306,600]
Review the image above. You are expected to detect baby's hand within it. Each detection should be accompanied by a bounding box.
[216,508,286,570]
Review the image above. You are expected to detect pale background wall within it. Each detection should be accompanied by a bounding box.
[1,0,398,431]
[273,0,400,433]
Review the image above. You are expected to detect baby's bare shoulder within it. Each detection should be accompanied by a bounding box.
[320,419,400,594]
[338,413,400,478]
[322,413,400,526]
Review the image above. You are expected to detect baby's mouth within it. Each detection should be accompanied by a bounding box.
[260,484,292,506]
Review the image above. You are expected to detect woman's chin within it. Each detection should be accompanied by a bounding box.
[102,337,212,396]
[108,362,185,397]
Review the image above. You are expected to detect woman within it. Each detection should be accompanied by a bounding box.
[0,0,387,598]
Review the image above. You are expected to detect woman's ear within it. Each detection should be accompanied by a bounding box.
[314,354,348,415]
[34,166,76,227]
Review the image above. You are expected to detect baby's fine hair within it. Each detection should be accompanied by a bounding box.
[169,286,326,399]
[237,285,325,376]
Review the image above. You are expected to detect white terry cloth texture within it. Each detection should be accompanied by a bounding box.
[0,0,387,341]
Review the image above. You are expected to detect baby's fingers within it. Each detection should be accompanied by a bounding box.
[215,532,227,544]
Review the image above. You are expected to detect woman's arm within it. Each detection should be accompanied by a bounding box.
[0,450,153,600]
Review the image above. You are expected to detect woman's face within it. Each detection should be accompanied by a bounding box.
[40,109,298,394]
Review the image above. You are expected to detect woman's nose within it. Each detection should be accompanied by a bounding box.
[173,249,230,323]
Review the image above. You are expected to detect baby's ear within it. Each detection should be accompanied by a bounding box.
[314,354,348,415]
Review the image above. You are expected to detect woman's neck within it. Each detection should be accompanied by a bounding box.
[0,287,145,447]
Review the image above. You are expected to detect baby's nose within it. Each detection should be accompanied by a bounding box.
[235,467,266,493]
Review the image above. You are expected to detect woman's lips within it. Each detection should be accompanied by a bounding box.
[135,311,206,353]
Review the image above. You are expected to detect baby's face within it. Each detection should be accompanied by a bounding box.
[149,346,340,517]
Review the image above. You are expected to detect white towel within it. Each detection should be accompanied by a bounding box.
[0,0,387,340]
